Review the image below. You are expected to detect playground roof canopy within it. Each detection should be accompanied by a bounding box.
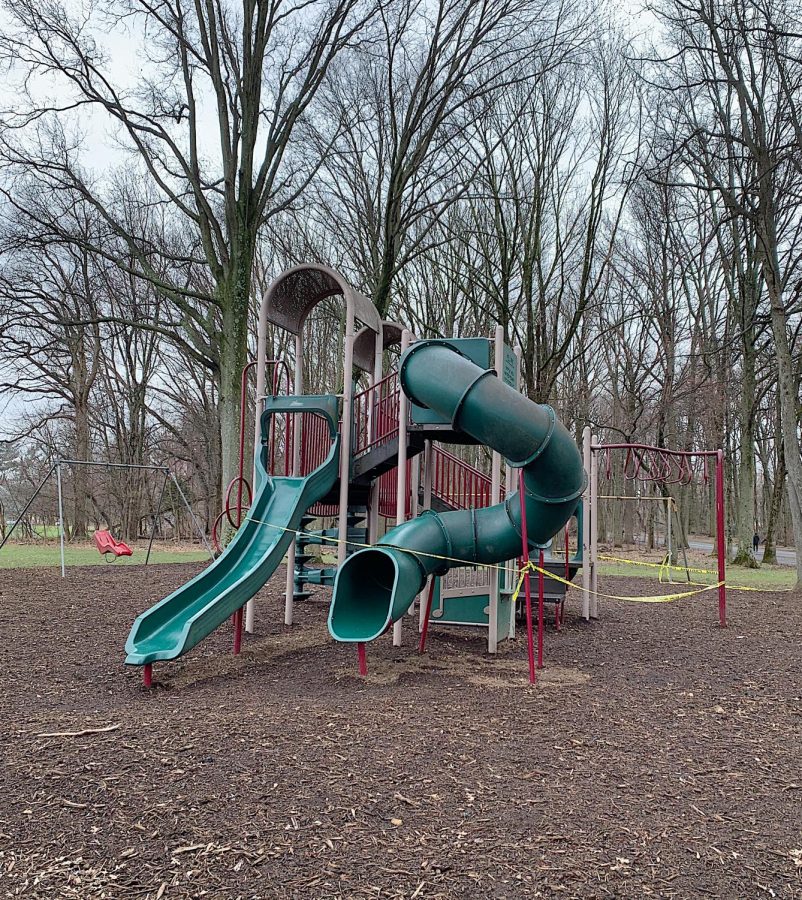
[264,265,380,336]
[353,320,405,373]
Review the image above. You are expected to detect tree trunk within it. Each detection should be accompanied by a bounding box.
[217,261,251,523]
[731,334,759,567]
[71,399,91,539]
[761,224,802,585]
[762,440,785,566]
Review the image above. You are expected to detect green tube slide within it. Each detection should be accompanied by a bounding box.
[328,341,586,643]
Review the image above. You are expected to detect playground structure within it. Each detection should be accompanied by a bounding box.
[0,459,213,575]
[124,264,727,686]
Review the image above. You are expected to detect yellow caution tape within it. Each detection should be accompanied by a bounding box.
[599,553,719,576]
[241,517,794,598]
[511,561,724,605]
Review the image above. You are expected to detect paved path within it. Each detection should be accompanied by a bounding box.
[688,538,797,567]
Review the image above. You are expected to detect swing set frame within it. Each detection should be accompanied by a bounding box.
[0,459,214,576]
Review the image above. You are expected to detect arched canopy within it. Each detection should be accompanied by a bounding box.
[353,321,406,373]
[264,264,380,336]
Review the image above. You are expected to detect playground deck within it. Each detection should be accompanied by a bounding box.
[1,563,800,898]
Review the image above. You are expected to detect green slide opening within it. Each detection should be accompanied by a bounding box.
[329,548,397,641]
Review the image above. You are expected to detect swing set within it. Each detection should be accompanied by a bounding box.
[0,459,213,575]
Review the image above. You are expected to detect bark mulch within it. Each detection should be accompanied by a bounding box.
[0,563,800,898]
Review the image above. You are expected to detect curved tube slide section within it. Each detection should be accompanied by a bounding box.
[328,341,586,643]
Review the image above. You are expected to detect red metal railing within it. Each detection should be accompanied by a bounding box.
[300,413,333,476]
[430,447,502,511]
[353,372,400,455]
[299,412,340,518]
[268,360,293,477]
[377,462,412,518]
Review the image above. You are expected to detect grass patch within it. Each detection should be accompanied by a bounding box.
[0,541,210,569]
[596,552,796,591]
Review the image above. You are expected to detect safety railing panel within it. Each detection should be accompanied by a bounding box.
[377,462,412,519]
[430,446,502,511]
[353,372,400,456]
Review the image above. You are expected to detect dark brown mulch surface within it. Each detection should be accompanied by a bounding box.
[0,563,800,899]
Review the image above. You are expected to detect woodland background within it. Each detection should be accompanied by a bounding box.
[0,0,799,579]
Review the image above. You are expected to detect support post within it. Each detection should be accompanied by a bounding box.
[508,344,522,640]
[716,449,727,627]
[337,310,355,567]
[418,440,433,632]
[392,329,411,648]
[357,641,367,676]
[418,577,436,654]
[233,607,243,654]
[142,663,152,688]
[56,462,66,579]
[367,327,385,545]
[582,427,591,620]
[283,331,305,628]
[368,480,380,544]
[537,549,545,669]
[519,470,535,685]
[487,325,503,654]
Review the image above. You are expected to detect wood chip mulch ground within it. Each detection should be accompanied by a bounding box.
[0,563,800,898]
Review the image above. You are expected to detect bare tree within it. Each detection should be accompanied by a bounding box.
[0,0,379,498]
[306,0,589,316]
[0,204,103,537]
[646,0,802,583]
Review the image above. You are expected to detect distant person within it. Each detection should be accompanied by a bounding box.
[753,532,760,554]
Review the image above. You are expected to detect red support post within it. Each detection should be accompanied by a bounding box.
[233,607,243,655]
[142,663,152,688]
[418,578,436,654]
[538,549,545,669]
[357,642,367,676]
[519,470,536,685]
[715,449,727,627]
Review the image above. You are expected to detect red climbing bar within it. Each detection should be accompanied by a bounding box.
[538,549,545,670]
[519,470,535,685]
[418,577,436,654]
[357,642,367,676]
[233,607,243,654]
[142,663,152,688]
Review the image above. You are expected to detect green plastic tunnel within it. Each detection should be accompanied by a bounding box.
[327,340,587,643]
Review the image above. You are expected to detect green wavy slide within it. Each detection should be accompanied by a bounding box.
[328,341,586,643]
[126,396,340,666]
